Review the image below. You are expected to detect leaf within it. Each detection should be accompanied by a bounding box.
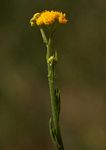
[49,117,61,149]
[49,117,56,145]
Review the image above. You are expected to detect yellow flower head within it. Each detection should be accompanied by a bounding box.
[30,10,68,26]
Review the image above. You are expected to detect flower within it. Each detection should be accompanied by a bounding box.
[30,10,68,26]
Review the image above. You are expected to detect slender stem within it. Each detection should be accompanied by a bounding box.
[40,27,48,45]
[40,28,64,150]
[47,38,64,150]
[47,38,57,131]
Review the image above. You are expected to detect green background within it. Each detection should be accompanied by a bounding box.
[0,0,105,149]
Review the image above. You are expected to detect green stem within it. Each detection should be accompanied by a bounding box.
[40,27,48,45]
[47,38,57,131]
[40,28,64,150]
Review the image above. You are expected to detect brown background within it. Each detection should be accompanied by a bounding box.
[0,0,105,149]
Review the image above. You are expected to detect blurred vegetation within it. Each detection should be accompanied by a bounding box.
[0,0,105,150]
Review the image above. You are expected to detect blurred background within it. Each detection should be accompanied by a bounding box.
[0,0,105,150]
